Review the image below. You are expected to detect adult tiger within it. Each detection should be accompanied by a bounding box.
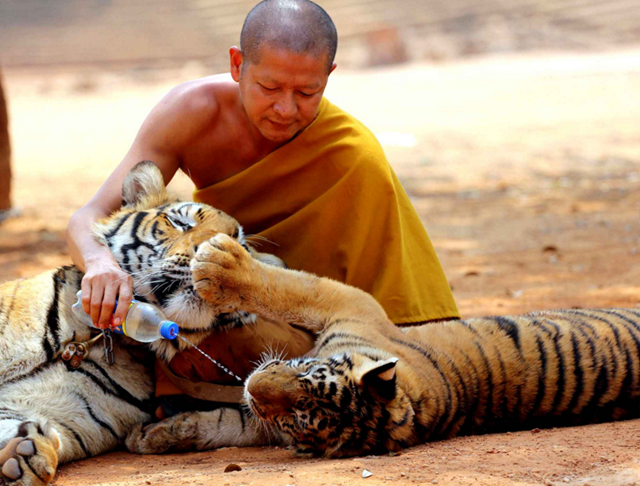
[187,232,640,458]
[0,161,312,486]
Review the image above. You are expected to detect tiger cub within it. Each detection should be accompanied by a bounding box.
[190,232,640,458]
[0,161,289,486]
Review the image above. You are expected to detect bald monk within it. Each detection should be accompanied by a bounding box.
[67,0,459,414]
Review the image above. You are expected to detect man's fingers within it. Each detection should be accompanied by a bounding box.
[99,285,118,329]
[90,284,106,328]
[81,279,92,315]
[113,281,133,326]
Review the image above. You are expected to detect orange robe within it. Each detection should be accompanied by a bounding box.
[156,97,459,396]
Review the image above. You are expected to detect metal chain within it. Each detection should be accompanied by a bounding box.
[103,329,115,365]
[176,334,243,383]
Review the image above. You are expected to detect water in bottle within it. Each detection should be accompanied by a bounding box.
[71,290,179,342]
[71,292,241,382]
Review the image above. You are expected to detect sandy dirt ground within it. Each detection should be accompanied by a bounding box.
[2,48,640,485]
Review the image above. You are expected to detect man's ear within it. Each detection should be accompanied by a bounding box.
[355,357,398,400]
[230,47,244,82]
[329,62,337,75]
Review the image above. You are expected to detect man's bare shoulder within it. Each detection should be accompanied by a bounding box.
[160,73,239,121]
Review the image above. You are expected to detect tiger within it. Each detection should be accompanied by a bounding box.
[4,162,640,481]
[186,231,640,458]
[0,160,313,486]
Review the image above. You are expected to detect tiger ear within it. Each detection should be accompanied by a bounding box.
[122,160,169,208]
[355,357,399,400]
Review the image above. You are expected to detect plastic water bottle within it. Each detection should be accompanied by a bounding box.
[71,290,179,342]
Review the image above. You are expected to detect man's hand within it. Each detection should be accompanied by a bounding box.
[81,260,133,329]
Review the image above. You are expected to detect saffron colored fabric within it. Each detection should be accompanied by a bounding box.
[156,97,458,397]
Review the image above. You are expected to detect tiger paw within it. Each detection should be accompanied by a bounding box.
[191,234,260,312]
[125,413,199,454]
[0,423,59,486]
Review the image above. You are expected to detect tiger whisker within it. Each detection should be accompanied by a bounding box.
[246,234,280,247]
[242,402,279,445]
[245,239,264,248]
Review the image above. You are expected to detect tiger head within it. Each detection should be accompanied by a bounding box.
[244,352,416,457]
[92,161,281,340]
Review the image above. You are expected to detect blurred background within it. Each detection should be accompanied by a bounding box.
[3,0,640,71]
[1,0,640,318]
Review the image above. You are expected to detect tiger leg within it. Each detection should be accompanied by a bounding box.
[125,407,275,454]
[0,420,60,486]
[191,234,389,334]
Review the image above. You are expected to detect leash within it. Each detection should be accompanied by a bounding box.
[156,360,245,405]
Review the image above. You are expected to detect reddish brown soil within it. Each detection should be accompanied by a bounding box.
[2,49,640,486]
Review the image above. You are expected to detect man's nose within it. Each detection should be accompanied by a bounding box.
[273,93,297,119]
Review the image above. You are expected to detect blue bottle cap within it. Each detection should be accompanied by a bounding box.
[159,320,179,340]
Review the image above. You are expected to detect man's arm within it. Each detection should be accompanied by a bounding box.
[67,82,218,328]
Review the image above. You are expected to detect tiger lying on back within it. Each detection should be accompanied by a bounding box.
[190,233,640,458]
[0,161,300,486]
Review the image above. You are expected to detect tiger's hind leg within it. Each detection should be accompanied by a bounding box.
[126,407,276,454]
[0,421,60,486]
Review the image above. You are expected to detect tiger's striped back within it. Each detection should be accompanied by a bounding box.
[246,307,640,457]
[403,308,640,437]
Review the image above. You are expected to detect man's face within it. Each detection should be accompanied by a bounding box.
[231,45,336,144]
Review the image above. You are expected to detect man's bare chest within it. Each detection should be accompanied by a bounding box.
[180,132,265,188]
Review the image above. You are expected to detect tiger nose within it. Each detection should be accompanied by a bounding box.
[246,372,295,412]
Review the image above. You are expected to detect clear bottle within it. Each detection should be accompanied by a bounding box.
[71,290,179,342]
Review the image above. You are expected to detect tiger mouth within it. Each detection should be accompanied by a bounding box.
[244,394,265,419]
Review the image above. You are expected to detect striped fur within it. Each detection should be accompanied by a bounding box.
[0,162,278,485]
[186,234,640,458]
[244,309,640,457]
[5,160,637,475]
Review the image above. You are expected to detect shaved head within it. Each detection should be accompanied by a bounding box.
[240,0,338,73]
